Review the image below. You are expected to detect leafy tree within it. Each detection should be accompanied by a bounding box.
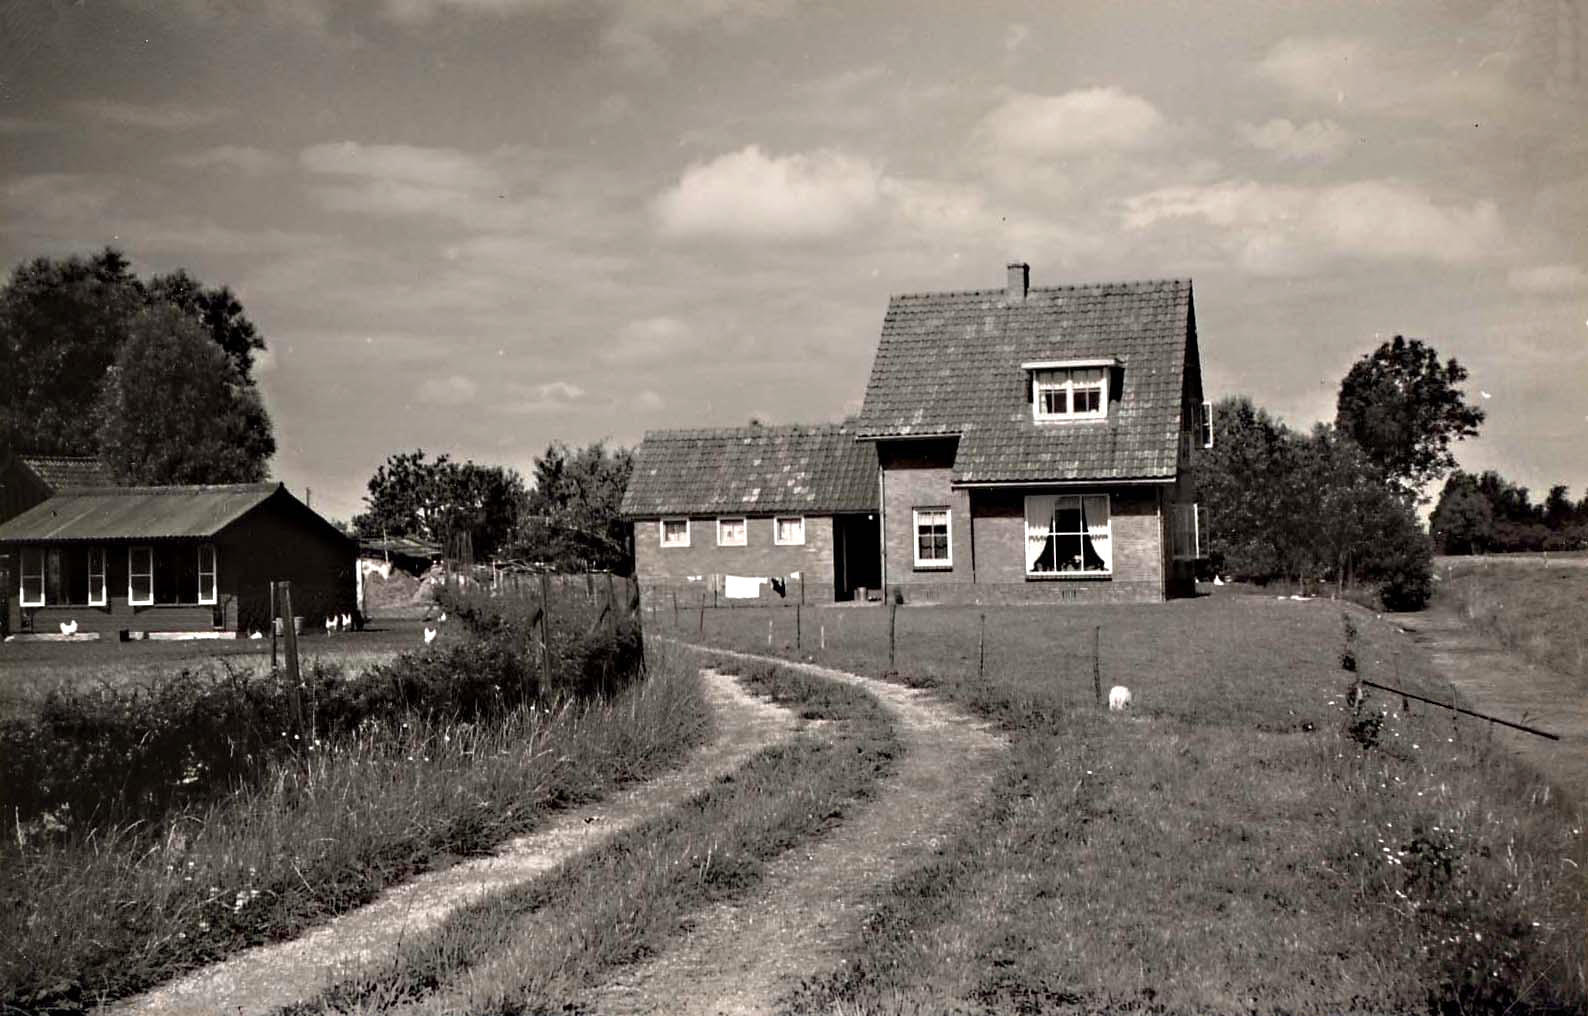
[1542,484,1574,530]
[515,441,634,574]
[0,248,144,455]
[1335,335,1484,498]
[145,270,266,380]
[352,451,526,561]
[1429,472,1494,554]
[1474,470,1538,524]
[1192,396,1303,579]
[95,304,275,483]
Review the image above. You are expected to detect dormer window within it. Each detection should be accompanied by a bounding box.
[1025,359,1113,422]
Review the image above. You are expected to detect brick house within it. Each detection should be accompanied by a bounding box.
[0,482,357,638]
[622,423,881,605]
[855,264,1209,604]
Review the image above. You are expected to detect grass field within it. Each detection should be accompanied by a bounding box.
[674,594,1587,1013]
[1436,558,1588,688]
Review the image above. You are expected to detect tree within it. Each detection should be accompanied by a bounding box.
[1429,471,1494,554]
[1192,396,1303,579]
[145,270,266,381]
[352,451,526,561]
[95,304,275,484]
[515,441,635,574]
[1335,335,1484,499]
[0,248,144,455]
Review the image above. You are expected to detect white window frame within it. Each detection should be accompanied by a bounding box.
[912,508,952,569]
[19,547,45,607]
[1031,365,1109,422]
[197,543,218,605]
[128,545,154,606]
[1026,494,1113,577]
[1200,400,1214,449]
[717,517,747,547]
[87,547,108,606]
[773,516,806,546]
[660,519,690,548]
[1172,503,1208,561]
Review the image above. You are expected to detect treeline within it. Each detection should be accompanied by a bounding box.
[1194,336,1486,611]
[1430,470,1588,554]
[351,442,635,574]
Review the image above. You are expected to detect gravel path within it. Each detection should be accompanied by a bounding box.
[1395,604,1588,807]
[105,667,801,1016]
[575,646,1008,1016]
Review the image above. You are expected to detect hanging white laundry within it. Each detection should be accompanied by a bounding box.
[724,574,766,599]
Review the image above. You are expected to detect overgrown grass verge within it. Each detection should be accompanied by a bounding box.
[0,648,707,1013]
[282,657,899,1015]
[678,599,1586,1014]
[1437,561,1588,687]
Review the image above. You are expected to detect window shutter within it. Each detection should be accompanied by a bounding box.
[1200,401,1213,449]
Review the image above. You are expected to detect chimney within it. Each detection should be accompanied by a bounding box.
[1006,261,1029,301]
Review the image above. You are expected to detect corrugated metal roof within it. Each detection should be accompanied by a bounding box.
[854,278,1197,483]
[20,455,114,491]
[621,421,878,518]
[0,483,281,542]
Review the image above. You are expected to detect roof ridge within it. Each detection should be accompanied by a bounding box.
[889,277,1191,301]
[60,482,281,495]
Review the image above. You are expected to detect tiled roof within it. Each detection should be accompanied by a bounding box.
[20,455,113,491]
[0,483,282,542]
[621,422,878,518]
[855,279,1195,483]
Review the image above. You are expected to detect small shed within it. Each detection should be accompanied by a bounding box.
[0,482,356,638]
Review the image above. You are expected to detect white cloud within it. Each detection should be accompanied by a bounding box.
[1507,264,1587,294]
[601,316,698,365]
[1256,36,1511,119]
[1123,179,1503,275]
[299,141,531,227]
[172,145,289,175]
[978,88,1165,158]
[2,173,119,220]
[1004,24,1030,56]
[417,374,480,406]
[69,99,231,130]
[654,145,883,240]
[635,388,665,410]
[1237,118,1350,161]
[300,142,501,190]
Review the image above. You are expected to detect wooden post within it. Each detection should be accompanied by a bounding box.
[605,572,616,631]
[820,623,826,651]
[978,612,986,679]
[1091,624,1103,706]
[768,618,773,646]
[698,594,705,635]
[526,604,544,700]
[586,567,594,601]
[796,603,802,650]
[280,582,303,737]
[888,600,898,671]
[269,580,279,670]
[539,572,553,698]
[800,574,805,605]
[673,590,679,628]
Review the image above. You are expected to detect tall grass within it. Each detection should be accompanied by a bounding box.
[1438,561,1588,687]
[0,640,706,1011]
[682,599,1586,1013]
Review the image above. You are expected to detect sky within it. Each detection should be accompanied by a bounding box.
[1,0,1585,524]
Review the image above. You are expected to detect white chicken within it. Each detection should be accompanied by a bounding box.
[423,627,438,644]
[340,612,352,630]
[59,620,78,636]
[249,630,264,640]
[1108,685,1133,711]
[325,616,337,635]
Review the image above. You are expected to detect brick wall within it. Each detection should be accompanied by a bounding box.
[968,486,1165,603]
[878,440,973,591]
[632,515,837,606]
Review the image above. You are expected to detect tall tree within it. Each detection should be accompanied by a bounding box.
[1335,335,1484,499]
[1429,471,1495,554]
[1191,396,1303,579]
[516,441,635,573]
[352,451,526,561]
[146,270,266,380]
[0,248,144,454]
[95,304,275,483]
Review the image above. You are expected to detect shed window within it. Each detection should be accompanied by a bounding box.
[774,516,805,546]
[913,508,952,568]
[1026,495,1111,576]
[198,544,218,605]
[1033,367,1108,421]
[717,517,747,547]
[19,547,45,607]
[660,519,689,548]
[128,546,154,606]
[87,547,107,606]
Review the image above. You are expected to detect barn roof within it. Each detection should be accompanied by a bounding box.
[19,455,114,491]
[855,277,1196,483]
[0,483,284,542]
[621,421,878,518]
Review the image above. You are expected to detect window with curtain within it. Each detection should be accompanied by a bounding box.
[774,516,805,545]
[717,517,747,546]
[913,508,951,568]
[1025,494,1111,575]
[661,519,689,547]
[1032,367,1108,421]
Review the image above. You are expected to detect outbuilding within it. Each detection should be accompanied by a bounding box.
[0,482,357,638]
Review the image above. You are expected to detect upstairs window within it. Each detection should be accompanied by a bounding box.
[660,519,690,548]
[717,517,747,547]
[1199,400,1214,449]
[1027,361,1111,422]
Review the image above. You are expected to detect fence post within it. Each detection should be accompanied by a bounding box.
[673,590,679,628]
[796,602,802,651]
[269,580,279,670]
[280,581,304,738]
[539,571,554,697]
[768,618,773,647]
[1092,624,1102,706]
[606,572,616,632]
[978,611,986,679]
[888,599,898,671]
[698,594,705,635]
